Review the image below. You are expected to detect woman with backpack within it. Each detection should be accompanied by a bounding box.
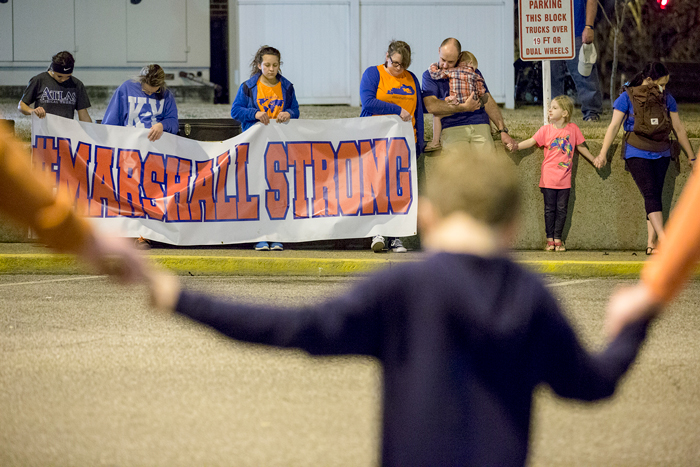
[594,62,695,255]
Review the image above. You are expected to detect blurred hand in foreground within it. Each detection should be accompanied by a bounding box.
[605,282,662,339]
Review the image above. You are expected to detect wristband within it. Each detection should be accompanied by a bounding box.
[585,24,594,29]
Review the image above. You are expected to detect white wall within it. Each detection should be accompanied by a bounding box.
[0,0,210,87]
[230,0,514,108]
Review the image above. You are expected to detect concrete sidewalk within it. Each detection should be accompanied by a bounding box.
[0,242,681,277]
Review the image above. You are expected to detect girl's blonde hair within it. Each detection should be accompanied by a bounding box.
[552,95,573,123]
[459,51,478,69]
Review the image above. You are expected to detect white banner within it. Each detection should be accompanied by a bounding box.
[31,114,418,246]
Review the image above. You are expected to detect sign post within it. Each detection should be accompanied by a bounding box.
[518,0,576,125]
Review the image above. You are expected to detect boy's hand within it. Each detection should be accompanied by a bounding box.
[146,266,181,315]
[507,141,519,151]
[605,283,661,339]
[444,95,458,105]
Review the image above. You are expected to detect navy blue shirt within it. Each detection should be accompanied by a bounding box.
[176,252,650,466]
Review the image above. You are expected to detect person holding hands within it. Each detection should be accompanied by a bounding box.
[422,38,515,157]
[594,62,695,255]
[509,95,601,251]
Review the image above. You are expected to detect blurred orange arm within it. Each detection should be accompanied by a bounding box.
[642,163,700,304]
[0,122,92,254]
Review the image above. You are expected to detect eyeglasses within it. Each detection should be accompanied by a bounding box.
[388,57,404,70]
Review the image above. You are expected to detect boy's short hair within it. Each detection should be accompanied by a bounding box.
[426,152,519,227]
[553,95,574,123]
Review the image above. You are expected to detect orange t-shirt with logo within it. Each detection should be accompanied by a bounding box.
[374,65,418,141]
[256,79,284,119]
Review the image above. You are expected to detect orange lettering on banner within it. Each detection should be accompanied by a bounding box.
[214,151,238,220]
[336,142,361,216]
[388,139,411,214]
[265,143,289,220]
[235,144,259,220]
[117,149,146,218]
[311,142,338,217]
[189,159,217,221]
[142,153,166,221]
[57,139,91,215]
[360,140,389,215]
[32,136,58,174]
[288,143,313,219]
[89,146,119,217]
[165,156,192,221]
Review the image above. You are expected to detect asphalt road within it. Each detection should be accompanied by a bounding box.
[1,274,699,466]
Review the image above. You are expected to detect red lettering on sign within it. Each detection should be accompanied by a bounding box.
[336,142,361,216]
[311,142,338,217]
[117,149,146,218]
[235,144,259,220]
[190,159,217,221]
[360,140,389,215]
[89,146,119,218]
[57,139,90,215]
[214,151,238,220]
[265,143,289,220]
[165,156,192,221]
[388,139,411,214]
[142,152,166,221]
[288,143,313,219]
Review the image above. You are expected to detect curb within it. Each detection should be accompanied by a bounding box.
[0,253,686,278]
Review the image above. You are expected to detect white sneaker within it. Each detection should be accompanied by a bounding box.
[371,235,385,252]
[389,238,407,253]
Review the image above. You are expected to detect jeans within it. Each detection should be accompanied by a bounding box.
[550,36,603,119]
[541,188,570,240]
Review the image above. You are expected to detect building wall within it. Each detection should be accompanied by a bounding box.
[230,0,515,107]
[0,0,211,88]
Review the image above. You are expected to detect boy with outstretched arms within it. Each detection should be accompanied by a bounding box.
[147,151,652,466]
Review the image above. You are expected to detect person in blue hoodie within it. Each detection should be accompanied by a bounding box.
[231,45,300,251]
[102,64,178,142]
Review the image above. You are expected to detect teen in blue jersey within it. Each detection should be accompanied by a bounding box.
[231,46,300,251]
[102,64,179,142]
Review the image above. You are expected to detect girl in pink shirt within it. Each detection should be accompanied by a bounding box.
[509,96,601,251]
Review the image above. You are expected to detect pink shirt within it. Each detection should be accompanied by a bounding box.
[533,123,585,189]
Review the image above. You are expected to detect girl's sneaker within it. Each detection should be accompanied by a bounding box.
[545,240,555,252]
[254,241,270,251]
[554,240,566,252]
[270,242,284,251]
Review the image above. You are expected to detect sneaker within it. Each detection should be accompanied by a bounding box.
[583,114,600,122]
[389,238,407,253]
[270,242,284,251]
[254,241,270,251]
[371,235,385,252]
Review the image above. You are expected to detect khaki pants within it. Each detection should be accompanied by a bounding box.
[441,124,496,158]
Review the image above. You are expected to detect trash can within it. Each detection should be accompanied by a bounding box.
[178,118,242,141]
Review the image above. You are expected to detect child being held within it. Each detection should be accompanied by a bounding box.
[426,51,488,152]
[508,95,603,251]
[147,149,651,466]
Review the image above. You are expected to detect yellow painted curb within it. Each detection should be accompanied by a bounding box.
[0,254,698,278]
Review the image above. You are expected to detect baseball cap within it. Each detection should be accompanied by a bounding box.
[578,43,597,77]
